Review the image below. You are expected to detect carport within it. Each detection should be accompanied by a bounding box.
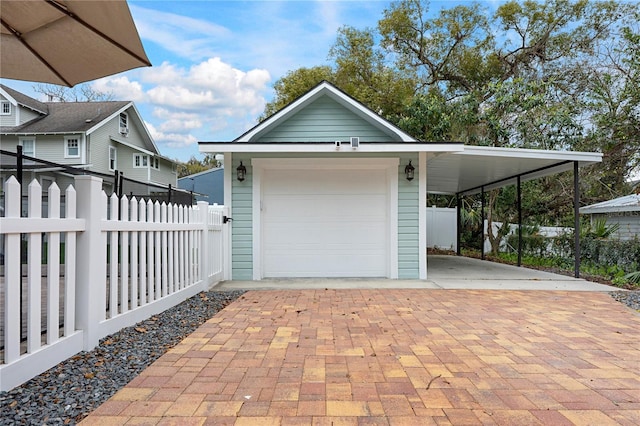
[426,145,602,278]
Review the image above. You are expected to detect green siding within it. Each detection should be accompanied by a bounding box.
[230,152,422,280]
[257,96,395,142]
[231,154,253,280]
[398,153,420,279]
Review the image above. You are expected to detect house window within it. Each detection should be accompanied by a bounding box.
[153,157,159,169]
[65,137,80,158]
[109,146,117,171]
[1,101,10,115]
[19,137,35,157]
[133,153,148,168]
[119,112,129,135]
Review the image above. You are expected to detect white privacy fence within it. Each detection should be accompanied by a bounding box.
[426,206,457,250]
[0,175,228,391]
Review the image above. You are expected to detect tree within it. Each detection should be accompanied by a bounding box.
[176,155,220,178]
[261,0,638,232]
[329,26,415,119]
[262,27,415,121]
[33,83,114,102]
[578,18,640,198]
[261,66,334,120]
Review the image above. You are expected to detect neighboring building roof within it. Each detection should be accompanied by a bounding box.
[580,194,640,214]
[0,84,48,114]
[178,167,224,180]
[2,100,130,133]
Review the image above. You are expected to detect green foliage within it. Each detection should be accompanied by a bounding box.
[176,155,220,178]
[261,66,335,120]
[263,0,639,237]
[622,271,640,285]
[582,217,620,239]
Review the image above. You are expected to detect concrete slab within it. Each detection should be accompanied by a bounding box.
[212,255,616,292]
[212,278,440,291]
[426,255,615,291]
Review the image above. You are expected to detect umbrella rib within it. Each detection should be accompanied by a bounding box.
[46,0,152,67]
[0,17,73,86]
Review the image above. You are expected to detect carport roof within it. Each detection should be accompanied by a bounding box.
[199,141,602,195]
[427,145,602,195]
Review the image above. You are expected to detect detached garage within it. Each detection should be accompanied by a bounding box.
[199,81,602,281]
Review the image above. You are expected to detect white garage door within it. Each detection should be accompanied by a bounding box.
[262,167,389,277]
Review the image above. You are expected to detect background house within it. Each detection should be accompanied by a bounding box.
[177,167,224,205]
[0,84,177,197]
[580,193,640,240]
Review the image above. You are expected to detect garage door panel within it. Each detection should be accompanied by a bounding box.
[264,222,386,246]
[264,169,386,195]
[264,253,387,277]
[262,166,390,278]
[264,195,387,221]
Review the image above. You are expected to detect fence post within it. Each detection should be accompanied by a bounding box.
[113,169,119,196]
[74,175,107,351]
[222,205,231,280]
[197,201,209,289]
[16,145,23,184]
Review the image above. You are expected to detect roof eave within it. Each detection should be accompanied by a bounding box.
[199,142,463,153]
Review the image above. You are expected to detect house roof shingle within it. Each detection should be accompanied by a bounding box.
[0,84,131,134]
[5,101,130,134]
[0,84,48,114]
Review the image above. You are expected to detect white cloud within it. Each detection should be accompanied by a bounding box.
[91,77,146,102]
[142,59,270,112]
[146,121,199,148]
[108,57,272,150]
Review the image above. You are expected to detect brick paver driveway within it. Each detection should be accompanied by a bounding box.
[83,290,640,425]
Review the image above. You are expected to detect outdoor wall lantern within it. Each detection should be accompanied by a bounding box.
[236,161,247,182]
[405,160,415,181]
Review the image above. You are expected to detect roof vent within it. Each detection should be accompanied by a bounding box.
[350,137,359,149]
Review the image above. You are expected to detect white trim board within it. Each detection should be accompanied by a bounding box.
[200,143,462,154]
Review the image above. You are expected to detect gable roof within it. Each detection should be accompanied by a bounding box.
[0,84,48,114]
[3,100,130,133]
[580,194,640,214]
[234,80,418,143]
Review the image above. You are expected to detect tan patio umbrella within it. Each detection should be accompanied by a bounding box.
[0,0,151,87]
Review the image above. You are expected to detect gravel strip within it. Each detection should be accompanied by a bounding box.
[0,288,638,425]
[610,290,640,312]
[0,290,246,426]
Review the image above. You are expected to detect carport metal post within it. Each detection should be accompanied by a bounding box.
[456,193,461,256]
[574,161,580,278]
[481,186,485,261]
[517,176,522,267]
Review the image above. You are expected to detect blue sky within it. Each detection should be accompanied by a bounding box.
[2,0,501,162]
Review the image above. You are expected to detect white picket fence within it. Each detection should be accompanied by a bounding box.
[0,175,228,391]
